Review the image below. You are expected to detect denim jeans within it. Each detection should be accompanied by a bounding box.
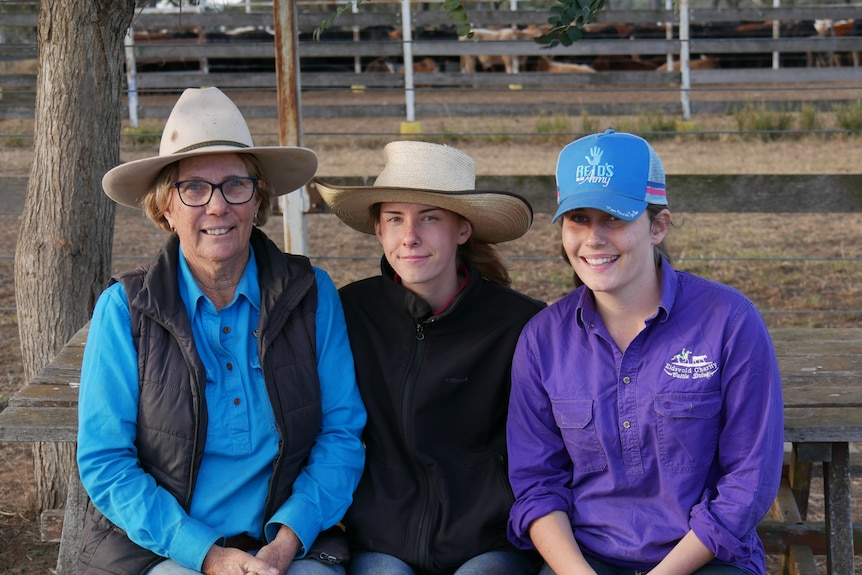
[538,556,745,575]
[146,557,345,575]
[349,550,537,575]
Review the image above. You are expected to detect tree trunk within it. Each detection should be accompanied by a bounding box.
[14,0,134,514]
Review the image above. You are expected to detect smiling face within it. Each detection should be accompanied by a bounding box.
[561,207,670,304]
[374,202,472,308]
[162,153,262,280]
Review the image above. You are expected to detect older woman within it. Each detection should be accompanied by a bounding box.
[76,87,366,575]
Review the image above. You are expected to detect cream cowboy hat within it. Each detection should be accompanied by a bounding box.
[102,86,318,209]
[314,141,533,244]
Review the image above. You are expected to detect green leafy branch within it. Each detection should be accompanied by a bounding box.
[443,0,473,38]
[538,0,606,47]
[313,0,369,41]
[313,0,607,46]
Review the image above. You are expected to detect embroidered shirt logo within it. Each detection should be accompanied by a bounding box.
[663,347,718,380]
[575,146,614,187]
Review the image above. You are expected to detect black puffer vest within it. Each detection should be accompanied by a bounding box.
[77,228,321,575]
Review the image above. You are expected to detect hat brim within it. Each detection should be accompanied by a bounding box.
[552,189,647,223]
[314,178,533,244]
[102,146,318,209]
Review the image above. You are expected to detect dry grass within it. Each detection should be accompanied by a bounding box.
[1,102,861,572]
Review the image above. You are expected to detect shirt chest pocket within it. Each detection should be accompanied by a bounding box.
[551,399,607,475]
[654,391,722,473]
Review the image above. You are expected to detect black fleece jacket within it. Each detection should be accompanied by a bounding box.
[339,258,545,575]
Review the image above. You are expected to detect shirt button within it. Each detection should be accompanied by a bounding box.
[623,376,631,384]
[622,421,632,429]
[226,362,233,371]
[223,326,231,334]
[233,398,241,406]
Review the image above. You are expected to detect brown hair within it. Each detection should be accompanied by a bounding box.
[369,204,513,287]
[562,203,672,289]
[141,154,273,233]
[459,237,512,286]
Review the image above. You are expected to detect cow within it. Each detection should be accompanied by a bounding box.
[458,24,560,74]
[809,19,843,67]
[831,19,860,67]
[364,56,439,74]
[388,25,459,72]
[535,55,596,74]
[459,27,523,74]
[656,55,720,72]
[591,54,661,71]
[579,22,665,71]
[365,57,396,73]
[854,19,862,67]
[581,22,636,40]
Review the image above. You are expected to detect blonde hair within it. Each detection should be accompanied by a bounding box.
[141,154,274,233]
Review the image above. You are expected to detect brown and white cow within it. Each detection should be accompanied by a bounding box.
[535,55,596,74]
[459,27,518,74]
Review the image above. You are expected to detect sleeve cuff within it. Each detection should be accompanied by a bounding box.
[169,520,222,571]
[265,495,322,558]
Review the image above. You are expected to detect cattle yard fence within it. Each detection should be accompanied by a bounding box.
[1,0,862,124]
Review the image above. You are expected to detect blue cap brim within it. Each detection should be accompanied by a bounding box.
[552,189,648,223]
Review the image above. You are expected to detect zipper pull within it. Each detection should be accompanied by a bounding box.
[415,322,425,341]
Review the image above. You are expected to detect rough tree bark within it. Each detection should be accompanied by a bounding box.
[14,0,134,516]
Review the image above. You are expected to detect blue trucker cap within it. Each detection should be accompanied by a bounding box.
[553,129,667,223]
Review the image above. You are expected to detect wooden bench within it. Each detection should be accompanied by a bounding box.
[758,328,862,574]
[1,325,861,574]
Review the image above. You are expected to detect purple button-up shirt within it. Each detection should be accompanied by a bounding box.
[506,259,783,575]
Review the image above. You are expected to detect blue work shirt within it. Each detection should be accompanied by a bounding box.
[507,259,783,575]
[77,246,366,571]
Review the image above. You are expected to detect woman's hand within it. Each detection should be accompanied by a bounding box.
[201,545,280,575]
[645,530,715,575]
[200,525,300,575]
[254,525,302,575]
[529,511,598,575]
[201,545,284,575]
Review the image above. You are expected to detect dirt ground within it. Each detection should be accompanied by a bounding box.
[1,98,862,572]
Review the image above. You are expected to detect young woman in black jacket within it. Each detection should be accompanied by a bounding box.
[316,141,545,575]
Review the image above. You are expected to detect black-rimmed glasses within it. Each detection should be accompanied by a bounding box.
[173,177,259,207]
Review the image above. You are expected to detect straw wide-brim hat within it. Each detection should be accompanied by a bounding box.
[102,87,318,209]
[314,141,533,244]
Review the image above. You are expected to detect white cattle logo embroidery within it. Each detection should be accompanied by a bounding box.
[664,347,719,379]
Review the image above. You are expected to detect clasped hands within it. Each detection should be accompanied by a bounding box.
[202,525,301,575]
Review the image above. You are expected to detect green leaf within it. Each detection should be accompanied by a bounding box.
[565,26,583,43]
[313,0,365,40]
[442,0,473,38]
[457,23,473,38]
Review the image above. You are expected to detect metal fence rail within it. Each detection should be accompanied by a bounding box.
[2,2,862,121]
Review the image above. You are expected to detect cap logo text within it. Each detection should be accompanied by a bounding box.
[575,146,613,187]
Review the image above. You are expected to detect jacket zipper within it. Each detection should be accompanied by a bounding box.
[402,319,434,571]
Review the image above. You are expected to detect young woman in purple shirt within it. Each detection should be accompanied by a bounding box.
[506,130,784,575]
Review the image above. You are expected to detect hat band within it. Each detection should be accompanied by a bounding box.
[174,140,251,154]
[645,181,667,205]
